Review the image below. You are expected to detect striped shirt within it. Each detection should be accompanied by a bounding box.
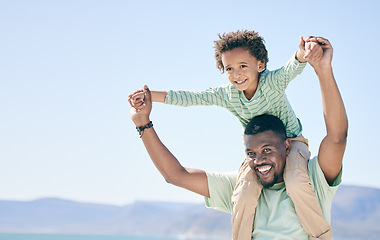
[164,54,306,137]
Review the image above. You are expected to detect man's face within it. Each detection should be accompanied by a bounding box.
[244,130,290,188]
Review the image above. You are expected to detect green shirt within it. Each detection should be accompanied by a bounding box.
[164,54,306,137]
[205,157,342,240]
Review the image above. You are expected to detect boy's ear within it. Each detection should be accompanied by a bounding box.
[258,61,265,72]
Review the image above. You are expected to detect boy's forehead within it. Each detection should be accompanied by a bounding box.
[222,47,251,56]
[222,48,257,63]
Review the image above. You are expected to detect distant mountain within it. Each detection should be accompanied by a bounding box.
[0,185,379,239]
[331,185,380,239]
[0,198,231,239]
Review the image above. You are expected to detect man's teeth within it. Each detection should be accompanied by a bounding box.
[257,165,271,172]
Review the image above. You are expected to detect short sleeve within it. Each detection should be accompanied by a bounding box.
[308,156,342,222]
[204,171,237,214]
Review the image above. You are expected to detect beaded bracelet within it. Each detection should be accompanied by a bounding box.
[136,121,153,138]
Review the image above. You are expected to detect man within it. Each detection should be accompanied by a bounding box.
[128,37,348,239]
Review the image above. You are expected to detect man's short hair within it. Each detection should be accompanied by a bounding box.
[244,114,287,140]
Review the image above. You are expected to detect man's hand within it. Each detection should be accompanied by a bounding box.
[129,89,168,106]
[128,85,152,127]
[129,90,146,111]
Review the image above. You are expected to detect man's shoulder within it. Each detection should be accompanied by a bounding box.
[307,156,341,222]
[308,156,342,192]
[206,171,238,186]
[205,171,238,214]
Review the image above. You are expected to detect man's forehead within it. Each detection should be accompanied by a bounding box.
[244,131,282,148]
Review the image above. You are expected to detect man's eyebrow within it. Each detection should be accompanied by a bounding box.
[246,144,272,151]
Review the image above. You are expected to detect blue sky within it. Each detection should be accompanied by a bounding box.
[1,0,379,205]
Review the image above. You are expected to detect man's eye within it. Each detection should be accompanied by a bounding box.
[264,148,271,153]
[247,152,254,157]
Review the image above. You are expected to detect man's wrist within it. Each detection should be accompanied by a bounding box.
[133,117,151,128]
[136,121,153,138]
[313,65,333,76]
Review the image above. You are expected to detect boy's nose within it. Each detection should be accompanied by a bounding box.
[233,70,241,78]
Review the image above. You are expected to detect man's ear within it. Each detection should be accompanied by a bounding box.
[284,138,291,155]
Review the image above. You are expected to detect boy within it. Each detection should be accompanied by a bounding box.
[129,30,330,239]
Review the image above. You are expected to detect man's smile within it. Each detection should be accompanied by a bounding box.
[255,164,272,176]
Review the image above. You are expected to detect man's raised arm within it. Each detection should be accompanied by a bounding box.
[308,38,348,185]
[128,85,210,197]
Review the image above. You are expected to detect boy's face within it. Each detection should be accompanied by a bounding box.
[221,47,265,99]
[244,130,290,188]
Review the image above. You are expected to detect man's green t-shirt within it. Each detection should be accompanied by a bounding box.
[205,156,342,239]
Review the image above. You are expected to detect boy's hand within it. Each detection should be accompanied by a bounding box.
[297,36,323,62]
[303,36,323,61]
[128,90,146,111]
[307,37,333,71]
[128,85,152,127]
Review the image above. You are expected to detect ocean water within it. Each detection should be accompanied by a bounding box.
[0,233,219,240]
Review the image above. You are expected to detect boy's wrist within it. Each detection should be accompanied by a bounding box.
[151,90,168,103]
[295,50,307,63]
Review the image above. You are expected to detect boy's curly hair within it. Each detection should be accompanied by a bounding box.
[214,30,269,73]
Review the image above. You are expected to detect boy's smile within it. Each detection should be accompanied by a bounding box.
[221,47,265,100]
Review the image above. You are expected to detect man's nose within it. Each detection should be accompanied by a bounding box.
[254,154,266,164]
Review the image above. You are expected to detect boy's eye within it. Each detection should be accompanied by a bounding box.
[240,65,247,68]
[225,67,232,71]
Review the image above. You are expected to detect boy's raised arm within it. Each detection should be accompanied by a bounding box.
[309,38,348,185]
[128,86,210,197]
